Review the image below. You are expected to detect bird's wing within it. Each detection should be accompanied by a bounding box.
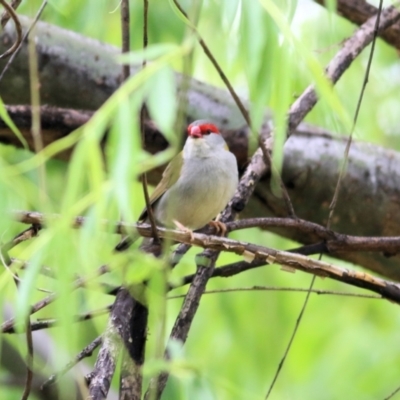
[138,151,183,221]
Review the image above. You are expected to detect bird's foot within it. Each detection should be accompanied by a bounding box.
[173,220,194,242]
[208,220,227,236]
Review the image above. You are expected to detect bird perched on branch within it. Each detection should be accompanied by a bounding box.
[116,119,238,251]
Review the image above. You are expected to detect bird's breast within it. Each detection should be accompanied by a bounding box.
[155,148,238,229]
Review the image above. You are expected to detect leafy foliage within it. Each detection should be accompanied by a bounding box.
[0,1,399,399]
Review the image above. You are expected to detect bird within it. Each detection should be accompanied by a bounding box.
[116,119,238,251]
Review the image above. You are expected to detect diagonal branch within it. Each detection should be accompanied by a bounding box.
[143,5,400,385]
[0,0,22,59]
[315,0,400,51]
[288,4,400,135]
[41,336,102,389]
[0,0,22,28]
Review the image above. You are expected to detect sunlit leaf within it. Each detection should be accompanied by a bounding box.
[0,99,28,149]
[118,43,180,65]
[146,66,178,141]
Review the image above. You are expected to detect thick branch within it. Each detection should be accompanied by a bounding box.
[0,17,248,128]
[2,18,400,278]
[88,288,141,400]
[118,296,147,400]
[0,105,93,160]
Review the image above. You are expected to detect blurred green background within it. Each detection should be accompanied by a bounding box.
[1,0,400,399]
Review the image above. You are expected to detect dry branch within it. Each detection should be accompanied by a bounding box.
[0,0,22,59]
[2,306,112,334]
[0,0,22,28]
[13,209,400,267]
[9,210,400,303]
[1,264,110,333]
[41,336,102,389]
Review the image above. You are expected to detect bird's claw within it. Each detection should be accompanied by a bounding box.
[173,220,194,241]
[208,220,227,236]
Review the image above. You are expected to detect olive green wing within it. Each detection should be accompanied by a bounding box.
[138,151,183,221]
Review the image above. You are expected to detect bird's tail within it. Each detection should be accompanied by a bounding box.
[114,234,138,252]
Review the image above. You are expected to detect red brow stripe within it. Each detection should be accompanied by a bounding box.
[187,121,220,136]
[199,123,219,134]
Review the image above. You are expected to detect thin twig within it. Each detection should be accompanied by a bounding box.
[179,259,266,287]
[140,0,159,244]
[27,6,46,200]
[0,0,22,59]
[327,0,383,230]
[266,276,316,398]
[168,285,381,300]
[120,0,130,82]
[172,0,250,125]
[1,264,110,333]
[142,0,148,52]
[0,0,48,82]
[268,6,387,390]
[0,0,21,27]
[145,250,220,400]
[0,231,34,400]
[3,305,112,334]
[81,260,385,302]
[271,4,384,397]
[174,1,200,146]
[41,336,102,389]
[383,384,400,400]
[258,138,296,218]
[2,225,41,255]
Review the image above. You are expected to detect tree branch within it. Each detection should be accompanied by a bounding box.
[10,210,400,303]
[13,209,400,269]
[41,336,102,389]
[288,4,400,134]
[2,19,400,277]
[315,0,400,51]
[88,288,144,400]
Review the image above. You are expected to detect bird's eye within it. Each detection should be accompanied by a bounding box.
[206,129,211,134]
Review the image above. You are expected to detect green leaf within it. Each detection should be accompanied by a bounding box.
[146,66,177,142]
[0,99,28,149]
[258,0,352,132]
[118,43,179,65]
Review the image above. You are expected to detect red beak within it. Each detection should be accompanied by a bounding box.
[189,125,202,138]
